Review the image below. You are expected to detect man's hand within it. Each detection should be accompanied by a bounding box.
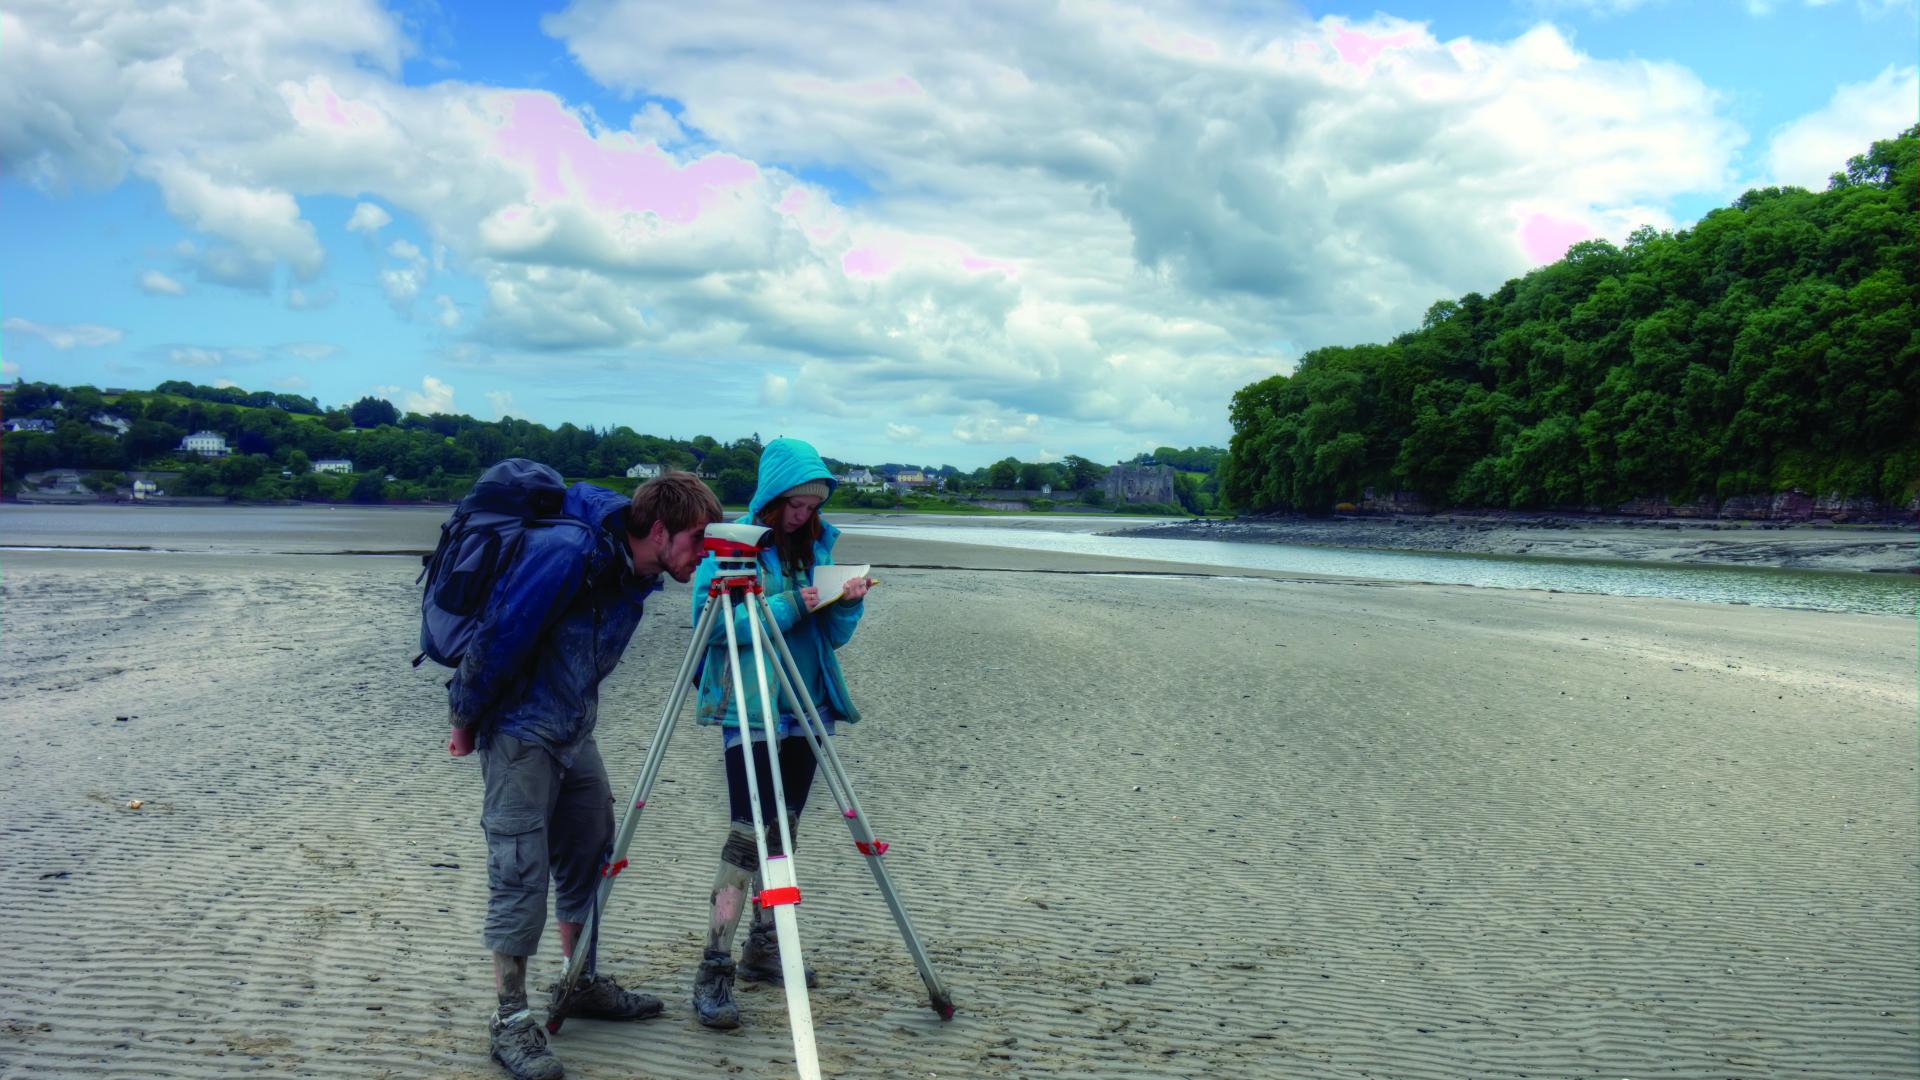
[799,586,821,610]
[449,725,476,757]
[840,576,872,603]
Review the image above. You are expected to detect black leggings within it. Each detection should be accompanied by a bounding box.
[724,736,819,826]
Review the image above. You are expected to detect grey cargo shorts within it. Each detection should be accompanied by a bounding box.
[479,733,614,956]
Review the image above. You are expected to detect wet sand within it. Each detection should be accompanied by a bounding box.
[0,526,1914,1079]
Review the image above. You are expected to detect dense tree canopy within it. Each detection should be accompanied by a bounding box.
[1220,128,1920,513]
[1,381,768,501]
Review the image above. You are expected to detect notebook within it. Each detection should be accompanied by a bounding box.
[808,564,873,610]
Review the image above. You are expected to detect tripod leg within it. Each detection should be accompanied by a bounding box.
[733,588,825,1076]
[548,595,719,1034]
[754,593,956,1021]
[722,590,822,1080]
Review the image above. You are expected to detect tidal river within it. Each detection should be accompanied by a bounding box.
[836,518,1918,617]
[0,504,1912,616]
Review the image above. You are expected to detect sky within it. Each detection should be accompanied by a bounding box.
[1,0,1914,469]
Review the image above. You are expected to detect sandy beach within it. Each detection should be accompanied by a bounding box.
[1,515,1915,1078]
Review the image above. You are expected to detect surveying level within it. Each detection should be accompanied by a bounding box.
[549,521,954,1079]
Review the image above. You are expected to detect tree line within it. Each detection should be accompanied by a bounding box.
[1219,127,1919,514]
[1,384,775,502]
[3,380,1227,511]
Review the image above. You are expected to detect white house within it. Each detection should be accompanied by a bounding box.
[626,462,664,480]
[91,413,130,435]
[313,459,354,474]
[840,467,879,487]
[4,418,55,433]
[179,430,230,457]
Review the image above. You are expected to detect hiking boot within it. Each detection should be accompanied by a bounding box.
[738,919,819,988]
[692,949,740,1030]
[550,972,665,1022]
[490,1007,565,1080]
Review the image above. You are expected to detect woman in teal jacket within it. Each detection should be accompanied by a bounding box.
[687,438,870,1029]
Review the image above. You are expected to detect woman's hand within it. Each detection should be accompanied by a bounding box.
[799,586,822,610]
[840,576,872,603]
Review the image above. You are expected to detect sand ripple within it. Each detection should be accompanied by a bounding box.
[1,555,1914,1078]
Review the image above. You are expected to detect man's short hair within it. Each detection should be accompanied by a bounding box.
[628,471,723,539]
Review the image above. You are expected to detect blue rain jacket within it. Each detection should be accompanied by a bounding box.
[448,482,661,764]
[691,439,863,731]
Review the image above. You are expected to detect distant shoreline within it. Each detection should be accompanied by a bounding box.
[1110,513,1920,575]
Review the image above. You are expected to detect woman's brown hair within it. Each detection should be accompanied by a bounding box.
[756,495,823,578]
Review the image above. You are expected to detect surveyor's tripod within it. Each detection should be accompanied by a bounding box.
[548,522,953,1079]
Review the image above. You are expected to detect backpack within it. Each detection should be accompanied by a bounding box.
[414,458,589,668]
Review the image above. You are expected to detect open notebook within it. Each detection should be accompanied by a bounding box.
[807,564,873,610]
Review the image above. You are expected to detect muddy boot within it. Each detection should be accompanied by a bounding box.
[490,1005,565,1080]
[737,918,819,988]
[692,949,740,1030]
[550,972,664,1021]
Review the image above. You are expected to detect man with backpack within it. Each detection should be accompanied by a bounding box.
[432,462,722,1080]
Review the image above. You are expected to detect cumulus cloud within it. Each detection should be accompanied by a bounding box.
[402,375,457,415]
[143,159,326,283]
[0,0,1771,458]
[0,2,401,192]
[381,267,425,312]
[885,421,923,443]
[1765,65,1918,189]
[952,411,1042,444]
[629,101,688,146]
[535,2,1743,445]
[272,374,312,391]
[379,238,431,315]
[485,389,519,419]
[140,270,186,296]
[434,294,461,328]
[3,317,123,349]
[345,201,392,233]
[760,373,791,407]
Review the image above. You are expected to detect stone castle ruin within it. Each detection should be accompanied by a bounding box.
[1103,464,1176,505]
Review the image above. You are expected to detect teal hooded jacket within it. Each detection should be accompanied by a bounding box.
[690,438,864,731]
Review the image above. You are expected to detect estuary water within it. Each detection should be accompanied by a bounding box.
[836,518,1918,617]
[1,504,1912,616]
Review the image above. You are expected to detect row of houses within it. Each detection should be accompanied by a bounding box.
[622,461,943,493]
[4,412,131,435]
[6,421,359,474]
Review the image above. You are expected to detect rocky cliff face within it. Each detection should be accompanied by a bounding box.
[1356,486,1914,523]
[1624,490,1908,523]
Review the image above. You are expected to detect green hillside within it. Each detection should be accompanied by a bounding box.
[1220,127,1919,515]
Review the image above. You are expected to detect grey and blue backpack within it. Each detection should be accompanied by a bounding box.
[414,458,588,668]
